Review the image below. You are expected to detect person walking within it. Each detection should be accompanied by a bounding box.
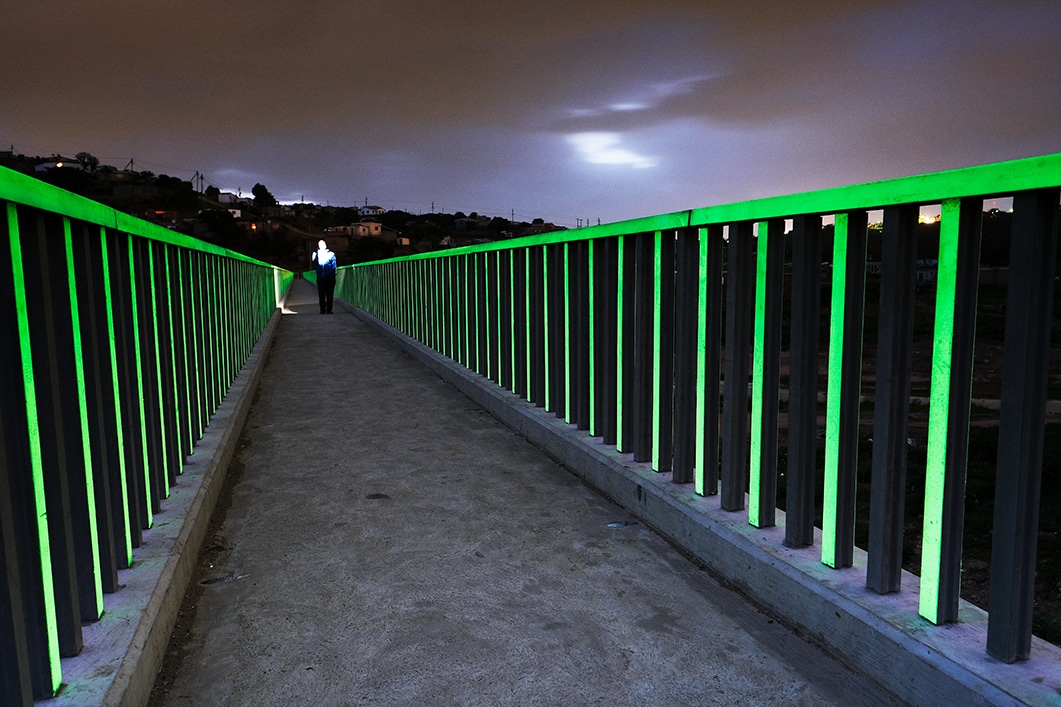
[312,239,337,314]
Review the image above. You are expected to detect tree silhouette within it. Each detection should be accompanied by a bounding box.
[252,182,278,207]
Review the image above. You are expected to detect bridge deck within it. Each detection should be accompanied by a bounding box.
[149,281,896,705]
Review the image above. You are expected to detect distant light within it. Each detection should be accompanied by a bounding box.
[566,132,657,169]
[56,161,63,168]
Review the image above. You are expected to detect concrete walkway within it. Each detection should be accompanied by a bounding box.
[149,281,899,706]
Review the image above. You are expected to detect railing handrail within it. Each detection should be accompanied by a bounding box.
[0,165,275,266]
[340,152,1061,265]
[1,167,292,704]
[335,152,1061,702]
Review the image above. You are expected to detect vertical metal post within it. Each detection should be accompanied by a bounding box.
[867,205,919,592]
[71,224,120,594]
[529,246,546,406]
[512,249,528,398]
[672,228,699,483]
[564,243,573,423]
[478,254,489,375]
[987,189,1059,662]
[3,202,63,698]
[749,219,785,527]
[547,244,566,417]
[108,232,146,546]
[100,228,133,570]
[785,216,823,546]
[631,233,655,462]
[652,231,676,473]
[695,225,724,497]
[588,240,596,434]
[19,212,85,659]
[485,252,498,383]
[722,221,755,511]
[919,198,982,622]
[499,251,513,390]
[598,237,620,445]
[572,241,592,430]
[822,210,868,568]
[441,257,453,360]
[617,235,636,452]
[136,239,164,513]
[62,220,104,624]
[461,255,471,367]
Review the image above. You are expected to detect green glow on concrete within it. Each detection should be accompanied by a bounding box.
[749,221,769,526]
[100,227,133,565]
[652,231,663,471]
[564,243,572,423]
[147,244,171,497]
[64,217,103,616]
[694,228,709,495]
[588,240,597,435]
[8,202,63,694]
[919,197,963,624]
[127,235,153,527]
[822,213,850,568]
[616,235,626,451]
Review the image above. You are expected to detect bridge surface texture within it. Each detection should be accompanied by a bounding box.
[148,281,897,706]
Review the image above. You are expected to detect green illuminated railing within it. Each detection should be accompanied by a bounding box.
[337,153,1060,666]
[0,166,291,704]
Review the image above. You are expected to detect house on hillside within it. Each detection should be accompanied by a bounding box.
[325,221,382,238]
[359,205,385,217]
[34,158,87,172]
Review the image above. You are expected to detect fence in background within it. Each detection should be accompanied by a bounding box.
[338,154,1061,667]
[0,166,292,704]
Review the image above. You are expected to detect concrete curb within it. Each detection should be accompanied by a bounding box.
[45,308,283,707]
[350,304,1061,707]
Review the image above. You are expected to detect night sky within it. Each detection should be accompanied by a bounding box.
[3,0,1060,226]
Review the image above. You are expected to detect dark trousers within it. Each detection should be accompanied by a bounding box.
[317,277,335,313]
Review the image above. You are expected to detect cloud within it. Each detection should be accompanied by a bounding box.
[566,133,658,169]
[3,0,1060,226]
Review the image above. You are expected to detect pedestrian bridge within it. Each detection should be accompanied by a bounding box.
[2,156,1061,705]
